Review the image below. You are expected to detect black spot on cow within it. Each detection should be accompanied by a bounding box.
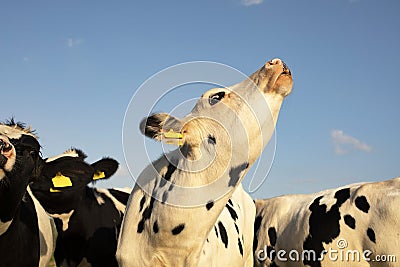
[225,203,238,221]
[206,238,209,243]
[139,196,146,212]
[108,189,130,205]
[355,196,370,213]
[228,199,233,206]
[206,200,214,210]
[303,188,350,267]
[234,223,239,234]
[344,214,356,229]
[238,238,243,256]
[335,188,351,206]
[214,226,219,238]
[228,162,249,187]
[164,163,177,181]
[153,220,159,234]
[159,177,167,188]
[253,215,263,253]
[168,183,174,191]
[268,227,277,246]
[218,221,228,248]
[137,197,155,233]
[171,224,185,235]
[208,135,216,145]
[137,220,145,234]
[161,191,168,204]
[367,228,376,243]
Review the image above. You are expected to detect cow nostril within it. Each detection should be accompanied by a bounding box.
[0,140,11,153]
[282,61,291,75]
[268,58,283,66]
[2,143,12,153]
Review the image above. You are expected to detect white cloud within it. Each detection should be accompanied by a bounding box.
[331,129,372,155]
[242,0,264,6]
[67,38,84,48]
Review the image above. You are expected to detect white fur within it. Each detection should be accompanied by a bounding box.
[95,188,130,214]
[46,149,80,163]
[0,125,36,140]
[27,186,57,267]
[93,190,106,205]
[113,187,132,194]
[0,219,12,236]
[50,210,75,232]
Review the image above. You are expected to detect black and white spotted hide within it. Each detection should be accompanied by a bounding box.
[253,177,400,267]
[199,184,256,266]
[30,148,130,267]
[0,121,56,267]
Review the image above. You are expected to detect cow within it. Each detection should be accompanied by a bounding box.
[198,183,256,267]
[253,177,400,267]
[30,148,131,267]
[116,58,293,266]
[0,120,56,267]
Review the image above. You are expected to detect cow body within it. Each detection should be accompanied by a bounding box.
[31,149,130,267]
[52,187,130,267]
[199,184,256,266]
[117,58,293,266]
[254,177,400,267]
[0,121,56,267]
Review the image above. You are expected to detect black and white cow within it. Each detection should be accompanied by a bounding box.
[30,148,130,267]
[0,121,56,267]
[117,58,293,266]
[254,177,400,267]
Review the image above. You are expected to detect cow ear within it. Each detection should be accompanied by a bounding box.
[91,158,119,181]
[140,113,183,144]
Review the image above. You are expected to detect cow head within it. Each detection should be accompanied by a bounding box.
[30,149,119,214]
[0,120,43,183]
[140,59,293,187]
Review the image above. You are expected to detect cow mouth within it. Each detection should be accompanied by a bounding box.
[281,61,291,76]
[0,139,13,158]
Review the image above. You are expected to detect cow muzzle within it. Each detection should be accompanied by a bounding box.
[0,136,14,169]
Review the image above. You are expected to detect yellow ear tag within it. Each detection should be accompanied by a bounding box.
[163,129,183,139]
[49,188,61,193]
[163,129,184,146]
[93,171,106,180]
[52,172,72,188]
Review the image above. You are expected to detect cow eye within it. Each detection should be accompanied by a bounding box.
[30,150,38,158]
[208,92,226,106]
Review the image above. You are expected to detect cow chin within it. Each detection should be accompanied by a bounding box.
[249,58,293,97]
[270,73,293,97]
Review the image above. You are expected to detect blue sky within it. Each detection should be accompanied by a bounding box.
[1,0,399,199]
